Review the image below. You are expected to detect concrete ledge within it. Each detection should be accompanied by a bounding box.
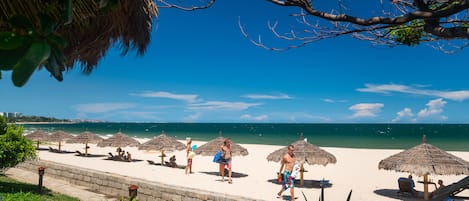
[16,160,262,201]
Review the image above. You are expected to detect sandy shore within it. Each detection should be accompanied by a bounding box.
[34,139,469,201]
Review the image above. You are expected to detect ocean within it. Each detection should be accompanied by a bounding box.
[21,123,469,151]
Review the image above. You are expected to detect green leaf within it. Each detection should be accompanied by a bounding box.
[0,71,2,80]
[39,14,57,35]
[12,42,51,87]
[9,15,33,30]
[62,0,74,25]
[0,45,29,70]
[47,34,68,48]
[0,32,24,50]
[45,48,64,81]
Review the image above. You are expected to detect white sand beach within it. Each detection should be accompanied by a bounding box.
[33,140,469,201]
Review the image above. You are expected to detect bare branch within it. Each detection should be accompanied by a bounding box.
[157,0,216,11]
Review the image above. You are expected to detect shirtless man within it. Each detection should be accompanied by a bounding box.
[277,144,296,200]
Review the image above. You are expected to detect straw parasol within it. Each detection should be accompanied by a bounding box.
[267,134,337,186]
[194,132,249,156]
[47,130,73,151]
[66,130,103,156]
[97,130,140,148]
[138,131,186,165]
[24,129,50,149]
[378,135,469,200]
[0,0,158,73]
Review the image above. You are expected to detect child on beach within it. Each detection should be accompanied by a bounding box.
[185,138,193,174]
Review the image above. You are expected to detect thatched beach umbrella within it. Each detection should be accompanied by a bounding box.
[47,130,73,151]
[25,129,49,149]
[267,134,337,186]
[97,131,140,148]
[138,131,185,165]
[66,130,103,156]
[194,132,249,156]
[378,135,469,200]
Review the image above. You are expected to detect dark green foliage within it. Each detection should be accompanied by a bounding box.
[0,176,79,201]
[6,115,71,123]
[0,124,36,169]
[0,116,6,135]
[389,20,425,46]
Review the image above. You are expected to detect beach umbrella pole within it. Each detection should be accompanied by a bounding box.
[300,163,304,187]
[36,141,40,149]
[85,141,89,157]
[160,150,165,165]
[58,141,61,152]
[424,174,429,200]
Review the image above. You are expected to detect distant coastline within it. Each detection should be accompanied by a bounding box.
[15,122,77,125]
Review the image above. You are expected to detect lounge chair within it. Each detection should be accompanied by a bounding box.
[398,178,418,197]
[432,176,469,201]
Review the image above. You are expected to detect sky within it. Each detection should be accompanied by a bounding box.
[2,0,469,123]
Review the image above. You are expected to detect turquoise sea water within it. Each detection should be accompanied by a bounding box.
[22,123,469,151]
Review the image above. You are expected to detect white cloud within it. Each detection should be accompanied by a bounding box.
[183,112,201,122]
[119,111,161,120]
[241,93,292,100]
[74,103,136,113]
[357,83,469,101]
[240,114,268,121]
[323,98,347,103]
[188,101,262,111]
[418,98,447,118]
[131,91,198,102]
[349,103,384,118]
[392,108,414,122]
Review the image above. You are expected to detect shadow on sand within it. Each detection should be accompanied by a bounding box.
[374,189,430,201]
[267,179,333,189]
[199,171,248,178]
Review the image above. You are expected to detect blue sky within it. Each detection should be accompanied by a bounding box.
[2,0,469,123]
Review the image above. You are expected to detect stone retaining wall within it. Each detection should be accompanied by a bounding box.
[17,160,262,201]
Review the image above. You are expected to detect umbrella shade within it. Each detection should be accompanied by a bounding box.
[194,136,249,156]
[25,129,49,141]
[66,131,103,144]
[378,142,469,177]
[97,132,140,147]
[138,133,185,152]
[267,139,337,166]
[47,130,74,142]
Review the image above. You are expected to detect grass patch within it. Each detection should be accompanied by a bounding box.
[0,176,79,201]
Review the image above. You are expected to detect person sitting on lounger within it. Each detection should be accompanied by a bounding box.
[430,180,445,198]
[398,175,419,197]
[126,151,132,162]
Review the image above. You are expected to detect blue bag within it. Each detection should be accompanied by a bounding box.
[213,151,222,163]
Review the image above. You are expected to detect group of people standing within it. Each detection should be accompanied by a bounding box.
[184,138,233,184]
[183,138,297,198]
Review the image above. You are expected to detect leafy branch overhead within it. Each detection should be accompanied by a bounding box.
[241,0,469,51]
[0,0,158,87]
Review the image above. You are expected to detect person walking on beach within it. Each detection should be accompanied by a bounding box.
[185,138,193,174]
[219,138,233,183]
[277,144,296,200]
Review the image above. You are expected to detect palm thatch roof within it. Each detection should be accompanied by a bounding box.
[378,136,469,176]
[138,133,185,152]
[25,129,49,141]
[97,131,140,147]
[194,135,249,156]
[266,136,337,166]
[0,0,158,72]
[47,130,73,142]
[66,130,103,144]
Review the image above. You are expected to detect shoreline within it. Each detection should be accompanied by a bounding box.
[31,140,469,201]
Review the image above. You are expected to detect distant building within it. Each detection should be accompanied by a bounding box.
[0,112,22,118]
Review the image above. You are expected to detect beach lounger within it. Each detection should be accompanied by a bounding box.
[432,176,469,201]
[398,179,418,197]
